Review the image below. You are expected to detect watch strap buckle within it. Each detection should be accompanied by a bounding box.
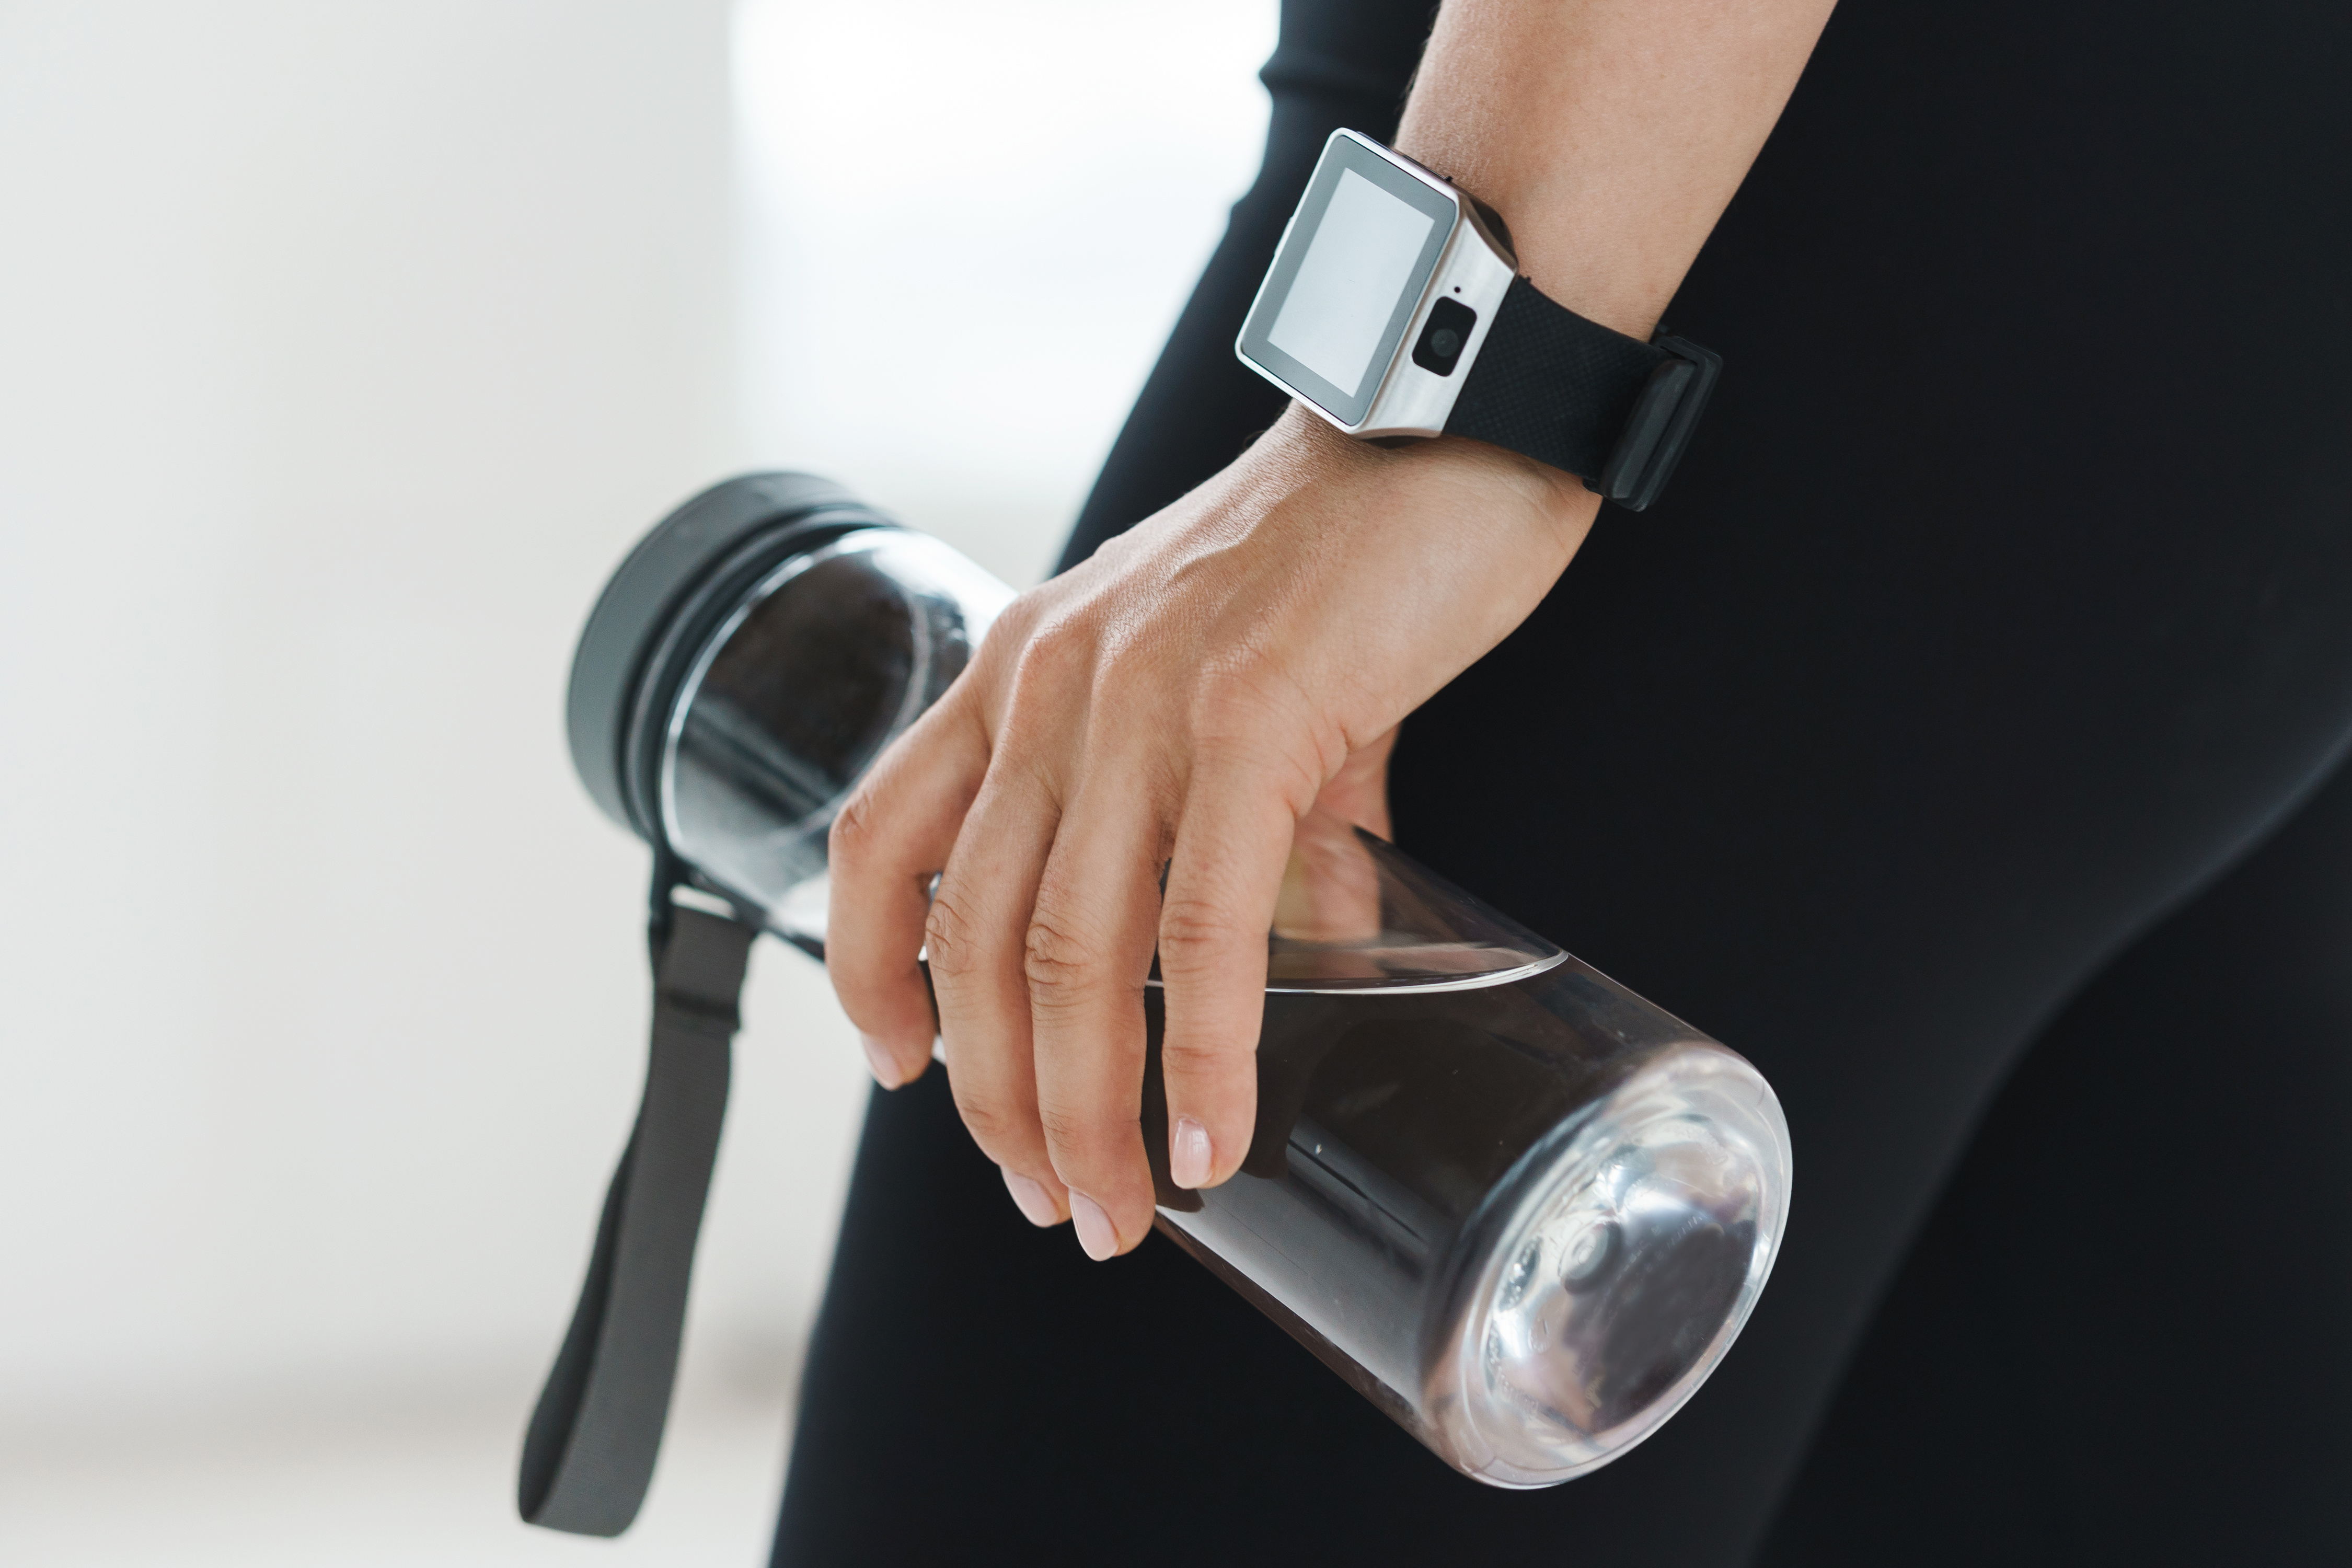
[1593,335,1722,512]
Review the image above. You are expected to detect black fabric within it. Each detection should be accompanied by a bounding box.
[1444,275,1669,481]
[780,0,2352,1563]
[1755,751,2352,1563]
[521,902,755,1537]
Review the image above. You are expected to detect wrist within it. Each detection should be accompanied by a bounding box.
[1261,401,1599,569]
[1231,130,1713,514]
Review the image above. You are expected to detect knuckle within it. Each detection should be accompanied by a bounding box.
[1184,673,1328,795]
[1160,1033,1248,1083]
[1021,912,1100,1007]
[1010,610,1094,689]
[1189,740,1318,811]
[1187,664,1288,737]
[826,785,882,867]
[992,645,1089,760]
[949,1086,1024,1154]
[971,592,1050,679]
[1035,1099,1117,1163]
[922,891,981,980]
[983,591,1043,646]
[1156,897,1239,978]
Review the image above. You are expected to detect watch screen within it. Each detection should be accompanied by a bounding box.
[1266,170,1439,396]
[1237,131,1458,426]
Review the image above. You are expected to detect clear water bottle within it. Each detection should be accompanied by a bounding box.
[567,472,1792,1488]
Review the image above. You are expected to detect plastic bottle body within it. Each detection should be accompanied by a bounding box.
[1144,974,1785,1483]
[576,481,1792,1488]
[656,526,1011,933]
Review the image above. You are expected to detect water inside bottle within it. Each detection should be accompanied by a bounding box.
[1140,941,1781,1481]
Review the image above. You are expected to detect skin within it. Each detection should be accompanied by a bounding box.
[827,0,1839,1259]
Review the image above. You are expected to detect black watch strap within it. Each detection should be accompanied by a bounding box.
[1442,276,1720,512]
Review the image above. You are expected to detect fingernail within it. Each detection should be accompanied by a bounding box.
[1067,1191,1119,1261]
[1001,1168,1063,1228]
[1170,1115,1214,1189]
[859,1033,902,1089]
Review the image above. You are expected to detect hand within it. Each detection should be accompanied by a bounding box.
[824,405,1599,1259]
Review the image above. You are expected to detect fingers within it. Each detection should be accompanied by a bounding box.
[927,768,1072,1224]
[1025,782,1167,1258]
[1156,765,1299,1193]
[1275,805,1383,947]
[825,694,988,1087]
[1311,723,1397,839]
[831,669,1385,1248]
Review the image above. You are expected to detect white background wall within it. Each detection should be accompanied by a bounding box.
[0,1,1269,1562]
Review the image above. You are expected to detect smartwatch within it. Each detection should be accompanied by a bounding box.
[1235,129,1721,511]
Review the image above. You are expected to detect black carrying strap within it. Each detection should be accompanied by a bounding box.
[1444,275,1668,482]
[518,889,758,1537]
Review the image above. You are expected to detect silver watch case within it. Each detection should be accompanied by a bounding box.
[1235,130,1518,441]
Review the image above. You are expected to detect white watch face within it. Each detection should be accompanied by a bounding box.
[1267,168,1439,394]
[1237,131,1459,426]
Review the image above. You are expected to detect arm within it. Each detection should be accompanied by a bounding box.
[827,0,1837,1259]
[1400,0,1834,340]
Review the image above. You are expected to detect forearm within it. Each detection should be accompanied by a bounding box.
[1398,0,1837,339]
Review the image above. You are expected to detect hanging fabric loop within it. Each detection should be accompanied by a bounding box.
[518,875,758,1537]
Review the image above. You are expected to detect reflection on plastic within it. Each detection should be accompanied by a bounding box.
[661,529,1011,920]
[1255,811,1567,992]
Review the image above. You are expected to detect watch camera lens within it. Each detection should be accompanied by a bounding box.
[1412,296,1479,376]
